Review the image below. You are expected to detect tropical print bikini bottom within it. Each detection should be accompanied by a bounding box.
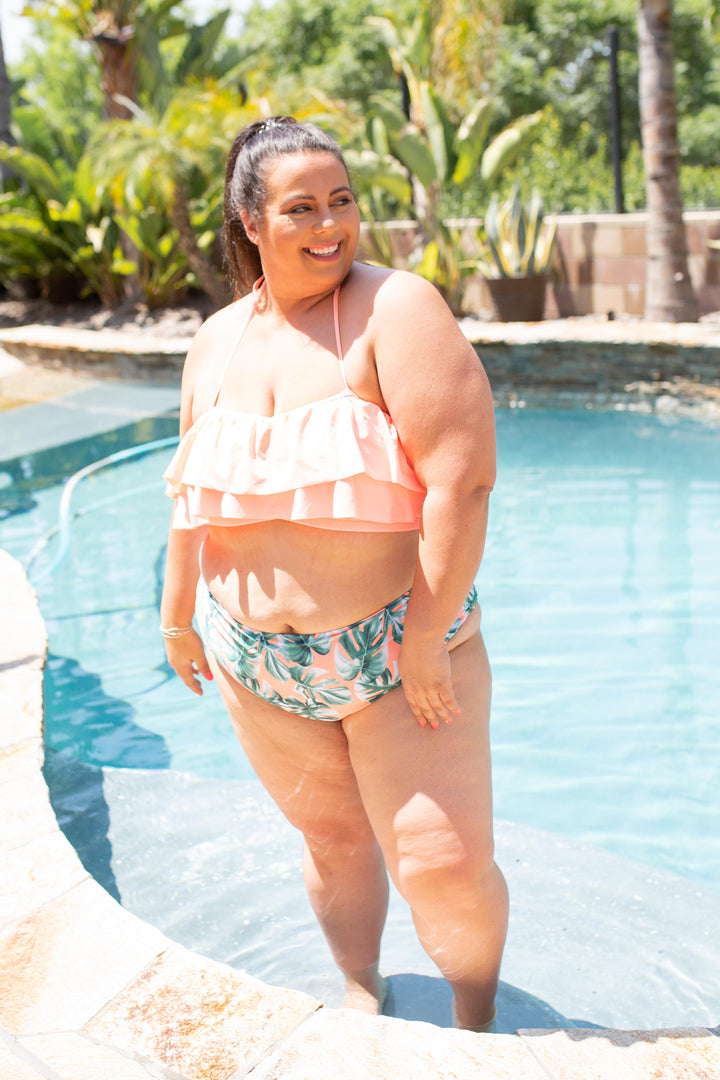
[196,582,478,722]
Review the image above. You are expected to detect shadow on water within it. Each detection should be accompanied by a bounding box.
[42,651,172,903]
[43,748,121,903]
[383,974,603,1033]
[43,652,171,770]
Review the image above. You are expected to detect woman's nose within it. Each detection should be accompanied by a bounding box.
[314,209,336,231]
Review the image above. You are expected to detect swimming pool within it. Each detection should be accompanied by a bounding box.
[2,406,719,894]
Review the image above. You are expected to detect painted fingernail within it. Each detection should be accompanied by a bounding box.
[204,672,213,681]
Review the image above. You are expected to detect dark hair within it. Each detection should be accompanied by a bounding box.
[224,116,349,297]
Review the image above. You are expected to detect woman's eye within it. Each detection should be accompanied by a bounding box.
[289,205,311,214]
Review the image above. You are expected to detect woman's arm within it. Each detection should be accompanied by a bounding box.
[160,521,211,696]
[372,271,496,728]
[160,330,214,695]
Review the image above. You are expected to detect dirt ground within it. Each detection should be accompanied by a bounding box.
[2,294,719,337]
[0,296,215,338]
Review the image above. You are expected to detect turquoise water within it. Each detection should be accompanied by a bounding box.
[1,407,718,892]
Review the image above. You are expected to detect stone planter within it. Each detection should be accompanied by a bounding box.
[485,273,549,322]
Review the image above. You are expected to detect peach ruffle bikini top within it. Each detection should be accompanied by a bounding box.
[164,280,425,532]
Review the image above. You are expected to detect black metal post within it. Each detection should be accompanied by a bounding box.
[608,25,625,213]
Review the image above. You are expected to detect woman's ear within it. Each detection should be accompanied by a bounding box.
[240,210,258,245]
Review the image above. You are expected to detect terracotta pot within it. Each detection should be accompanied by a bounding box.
[485,273,549,322]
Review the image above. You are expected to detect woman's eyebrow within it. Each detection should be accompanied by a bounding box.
[283,186,352,201]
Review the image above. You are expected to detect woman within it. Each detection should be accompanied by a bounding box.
[160,116,507,1031]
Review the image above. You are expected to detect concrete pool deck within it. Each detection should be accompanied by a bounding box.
[1,322,720,1077]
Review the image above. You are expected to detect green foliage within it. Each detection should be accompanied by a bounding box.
[678,105,720,168]
[4,8,251,304]
[10,20,103,142]
[17,1,247,116]
[476,186,557,278]
[114,198,193,309]
[0,121,133,302]
[86,84,259,306]
[239,0,417,112]
[357,9,545,311]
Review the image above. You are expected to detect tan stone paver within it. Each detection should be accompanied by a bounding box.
[21,1031,168,1080]
[247,1009,551,1080]
[0,830,88,929]
[519,1027,720,1080]
[0,743,60,852]
[0,550,47,663]
[85,944,321,1080]
[0,366,93,411]
[0,877,170,1036]
[0,668,45,748]
[0,1042,51,1080]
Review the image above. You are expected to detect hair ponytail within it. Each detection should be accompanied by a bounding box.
[223,117,348,298]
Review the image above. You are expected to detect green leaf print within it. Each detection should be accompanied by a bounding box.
[336,614,389,682]
[283,696,341,721]
[212,630,261,684]
[263,647,300,683]
[280,632,333,668]
[292,666,353,707]
[384,594,408,645]
[356,668,400,703]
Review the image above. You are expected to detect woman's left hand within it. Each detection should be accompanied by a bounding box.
[398,639,461,730]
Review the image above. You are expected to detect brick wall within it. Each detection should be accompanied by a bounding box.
[360,210,720,319]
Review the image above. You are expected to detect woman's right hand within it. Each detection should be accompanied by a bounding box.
[163,629,213,696]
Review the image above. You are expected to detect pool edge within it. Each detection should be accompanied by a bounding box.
[1,548,718,1080]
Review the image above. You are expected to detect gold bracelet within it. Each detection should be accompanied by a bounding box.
[160,624,194,639]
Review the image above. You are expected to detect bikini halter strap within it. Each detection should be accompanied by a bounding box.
[212,277,266,407]
[333,282,351,391]
[212,277,349,407]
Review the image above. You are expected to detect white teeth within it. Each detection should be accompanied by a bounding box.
[307,244,339,255]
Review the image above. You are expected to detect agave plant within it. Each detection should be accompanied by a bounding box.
[476,187,557,279]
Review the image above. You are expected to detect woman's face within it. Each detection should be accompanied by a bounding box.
[243,150,360,292]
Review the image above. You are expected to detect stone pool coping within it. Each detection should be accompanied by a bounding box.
[3,561,720,1078]
[1,320,720,1076]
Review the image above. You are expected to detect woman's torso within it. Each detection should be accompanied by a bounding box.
[186,265,422,632]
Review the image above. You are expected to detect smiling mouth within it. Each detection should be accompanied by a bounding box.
[305,243,340,256]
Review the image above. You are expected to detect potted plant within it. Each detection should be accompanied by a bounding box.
[474,186,557,321]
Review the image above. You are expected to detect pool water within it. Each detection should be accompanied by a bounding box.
[1,407,719,893]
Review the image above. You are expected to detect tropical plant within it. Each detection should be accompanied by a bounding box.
[637,0,698,322]
[474,186,556,279]
[355,8,545,311]
[87,85,257,307]
[0,19,13,189]
[21,1,247,118]
[0,117,134,301]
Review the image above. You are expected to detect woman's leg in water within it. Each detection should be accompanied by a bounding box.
[208,654,389,1012]
[343,629,508,1030]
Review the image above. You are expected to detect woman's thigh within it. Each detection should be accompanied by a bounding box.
[208,653,372,839]
[341,631,495,881]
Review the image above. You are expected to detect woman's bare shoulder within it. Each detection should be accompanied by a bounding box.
[182,297,249,376]
[179,295,251,416]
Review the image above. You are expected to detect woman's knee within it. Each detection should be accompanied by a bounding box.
[391,809,496,909]
[301,808,380,867]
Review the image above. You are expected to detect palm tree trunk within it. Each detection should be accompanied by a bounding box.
[92,34,137,119]
[637,0,698,322]
[0,23,15,190]
[171,179,230,308]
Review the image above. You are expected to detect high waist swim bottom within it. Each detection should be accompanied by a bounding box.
[196,583,478,722]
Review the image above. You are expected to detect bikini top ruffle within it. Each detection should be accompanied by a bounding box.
[164,277,425,532]
[164,389,426,532]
